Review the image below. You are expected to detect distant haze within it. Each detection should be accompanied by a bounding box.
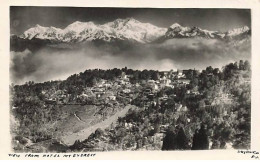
[10,38,251,85]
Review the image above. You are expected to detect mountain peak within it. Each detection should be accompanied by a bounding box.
[35,24,44,28]
[111,17,140,25]
[65,21,95,28]
[240,26,250,34]
[126,17,139,22]
[228,26,249,32]
[240,26,249,31]
[170,23,182,29]
[226,26,250,37]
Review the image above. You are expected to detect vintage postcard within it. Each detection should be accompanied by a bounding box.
[0,0,260,160]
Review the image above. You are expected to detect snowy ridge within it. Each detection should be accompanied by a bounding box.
[21,24,63,40]
[225,26,250,38]
[20,18,167,43]
[165,23,249,39]
[19,18,250,43]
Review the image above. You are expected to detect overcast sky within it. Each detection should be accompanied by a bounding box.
[10,7,251,35]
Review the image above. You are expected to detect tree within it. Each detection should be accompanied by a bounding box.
[211,139,221,149]
[184,69,194,79]
[191,129,200,150]
[175,127,190,150]
[244,60,250,71]
[189,78,199,89]
[151,71,160,81]
[199,100,206,109]
[234,62,239,70]
[89,76,97,87]
[213,68,220,75]
[162,126,176,150]
[70,140,82,150]
[116,127,127,143]
[206,66,214,74]
[191,124,209,150]
[153,116,161,134]
[154,123,160,134]
[94,128,104,138]
[239,60,244,70]
[140,69,151,80]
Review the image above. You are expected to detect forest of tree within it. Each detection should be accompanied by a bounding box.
[10,60,251,152]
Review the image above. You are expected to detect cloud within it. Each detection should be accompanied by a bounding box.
[10,38,251,85]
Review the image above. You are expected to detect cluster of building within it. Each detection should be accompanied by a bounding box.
[41,69,197,109]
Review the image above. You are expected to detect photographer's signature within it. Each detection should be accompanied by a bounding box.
[238,150,259,159]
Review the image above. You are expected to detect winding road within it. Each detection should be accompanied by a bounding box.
[73,112,86,123]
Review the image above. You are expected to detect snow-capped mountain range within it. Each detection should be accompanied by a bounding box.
[164,23,250,40]
[18,18,250,43]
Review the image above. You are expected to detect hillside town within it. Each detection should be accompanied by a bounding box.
[43,69,192,106]
[10,60,251,152]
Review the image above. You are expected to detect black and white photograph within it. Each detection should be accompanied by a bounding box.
[9,6,252,153]
[0,0,258,159]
